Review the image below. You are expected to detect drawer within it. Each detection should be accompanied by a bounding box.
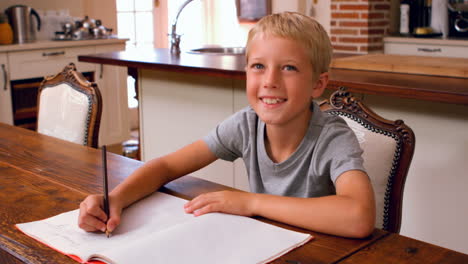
[384,42,468,58]
[8,46,97,80]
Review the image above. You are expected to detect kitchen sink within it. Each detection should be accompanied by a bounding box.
[187,47,245,55]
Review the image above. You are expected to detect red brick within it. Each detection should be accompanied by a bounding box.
[373,4,390,10]
[331,28,359,35]
[361,12,385,19]
[360,28,385,35]
[331,21,337,26]
[339,21,368,27]
[333,45,359,51]
[331,4,338,9]
[332,12,360,19]
[340,4,369,10]
[369,20,389,27]
[339,37,368,43]
[369,36,383,43]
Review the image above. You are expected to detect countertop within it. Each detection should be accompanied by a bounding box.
[384,36,468,47]
[0,37,127,52]
[78,49,468,105]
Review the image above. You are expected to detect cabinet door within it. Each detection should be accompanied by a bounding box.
[94,44,130,146]
[140,69,234,187]
[0,53,13,125]
[233,78,249,191]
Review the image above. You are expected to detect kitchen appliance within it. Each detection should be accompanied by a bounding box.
[54,16,113,40]
[448,3,468,38]
[5,5,41,43]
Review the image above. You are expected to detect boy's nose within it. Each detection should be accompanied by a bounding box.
[263,68,279,89]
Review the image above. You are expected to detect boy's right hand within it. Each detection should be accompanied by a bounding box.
[78,194,122,233]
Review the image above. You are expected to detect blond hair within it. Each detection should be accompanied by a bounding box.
[245,12,332,79]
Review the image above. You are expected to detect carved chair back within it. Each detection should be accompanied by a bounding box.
[36,63,102,148]
[319,87,415,233]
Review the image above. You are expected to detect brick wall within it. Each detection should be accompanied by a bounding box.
[330,0,391,53]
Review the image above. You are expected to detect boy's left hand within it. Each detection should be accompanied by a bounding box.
[184,191,256,217]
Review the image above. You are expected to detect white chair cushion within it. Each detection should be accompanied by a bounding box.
[37,83,90,145]
[341,116,398,229]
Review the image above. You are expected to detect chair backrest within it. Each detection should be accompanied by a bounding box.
[37,63,102,148]
[319,87,415,233]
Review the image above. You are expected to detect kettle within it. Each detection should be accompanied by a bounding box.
[5,5,41,44]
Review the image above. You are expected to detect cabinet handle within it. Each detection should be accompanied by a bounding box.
[1,64,6,91]
[42,51,66,56]
[100,64,104,79]
[417,48,442,53]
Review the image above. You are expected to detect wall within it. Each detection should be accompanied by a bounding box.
[0,0,117,36]
[272,0,331,33]
[0,1,85,17]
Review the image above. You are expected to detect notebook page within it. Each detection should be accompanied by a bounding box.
[97,212,312,264]
[16,192,195,262]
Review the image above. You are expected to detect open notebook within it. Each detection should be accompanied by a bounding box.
[16,192,312,264]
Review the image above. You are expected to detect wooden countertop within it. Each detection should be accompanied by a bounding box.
[0,37,127,52]
[78,49,468,105]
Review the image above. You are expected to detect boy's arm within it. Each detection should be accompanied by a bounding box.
[184,170,376,238]
[111,139,218,209]
[79,139,217,233]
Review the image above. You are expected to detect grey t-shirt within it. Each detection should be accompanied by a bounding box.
[203,102,365,198]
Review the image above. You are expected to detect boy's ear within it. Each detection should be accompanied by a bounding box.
[311,72,329,99]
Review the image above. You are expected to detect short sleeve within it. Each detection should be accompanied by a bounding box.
[203,107,253,162]
[316,119,366,185]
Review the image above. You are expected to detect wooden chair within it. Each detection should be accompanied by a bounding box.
[319,87,415,233]
[36,63,102,148]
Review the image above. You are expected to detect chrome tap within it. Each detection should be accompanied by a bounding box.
[170,0,195,54]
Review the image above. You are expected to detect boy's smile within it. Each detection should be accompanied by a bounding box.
[246,33,325,129]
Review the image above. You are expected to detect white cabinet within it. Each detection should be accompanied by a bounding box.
[384,37,468,58]
[140,69,236,187]
[0,53,13,125]
[139,70,250,190]
[95,44,130,146]
[0,40,130,146]
[7,46,96,80]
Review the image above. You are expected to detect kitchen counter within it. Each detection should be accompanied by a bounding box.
[384,36,468,47]
[0,37,127,52]
[79,49,468,105]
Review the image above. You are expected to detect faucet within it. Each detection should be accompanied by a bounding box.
[170,0,195,54]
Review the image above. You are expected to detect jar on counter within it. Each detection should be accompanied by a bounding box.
[0,13,13,45]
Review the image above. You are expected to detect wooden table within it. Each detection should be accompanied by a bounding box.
[0,123,466,264]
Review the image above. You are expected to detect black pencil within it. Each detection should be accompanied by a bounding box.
[102,145,110,238]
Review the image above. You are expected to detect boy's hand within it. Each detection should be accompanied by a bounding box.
[184,191,256,217]
[78,194,122,233]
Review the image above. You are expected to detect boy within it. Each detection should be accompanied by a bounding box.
[79,12,375,238]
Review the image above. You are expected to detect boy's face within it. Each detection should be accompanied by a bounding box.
[245,33,327,128]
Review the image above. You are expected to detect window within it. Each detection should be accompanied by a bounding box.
[116,0,154,49]
[167,0,244,50]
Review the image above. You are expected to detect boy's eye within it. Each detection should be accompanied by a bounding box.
[283,65,298,71]
[251,63,264,70]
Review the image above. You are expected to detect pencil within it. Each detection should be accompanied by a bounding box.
[102,145,110,238]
